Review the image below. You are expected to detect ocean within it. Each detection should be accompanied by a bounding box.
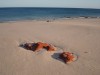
[0,7,100,22]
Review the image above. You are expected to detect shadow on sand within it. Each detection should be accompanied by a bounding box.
[19,43,35,52]
[51,53,65,64]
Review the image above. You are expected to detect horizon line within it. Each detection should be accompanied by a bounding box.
[0,6,100,9]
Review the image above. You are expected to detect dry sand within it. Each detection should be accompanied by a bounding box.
[0,18,100,75]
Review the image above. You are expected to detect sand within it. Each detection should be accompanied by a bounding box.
[0,18,100,75]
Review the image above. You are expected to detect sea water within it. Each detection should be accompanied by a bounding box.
[0,7,100,22]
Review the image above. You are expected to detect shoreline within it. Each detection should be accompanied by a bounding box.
[0,16,100,23]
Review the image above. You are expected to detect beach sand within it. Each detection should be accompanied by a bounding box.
[0,18,100,75]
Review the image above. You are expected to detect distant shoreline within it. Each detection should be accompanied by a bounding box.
[0,17,100,23]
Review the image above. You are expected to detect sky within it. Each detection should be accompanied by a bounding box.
[0,0,100,9]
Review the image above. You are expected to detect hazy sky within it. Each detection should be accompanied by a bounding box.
[0,0,100,9]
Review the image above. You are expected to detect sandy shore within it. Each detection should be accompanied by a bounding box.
[0,18,100,75]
